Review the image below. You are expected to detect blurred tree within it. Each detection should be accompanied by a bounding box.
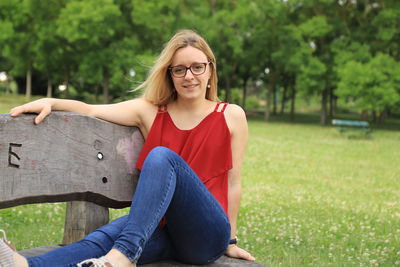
[246,0,288,120]
[337,53,400,123]
[33,0,70,97]
[0,0,399,121]
[56,0,126,102]
[0,0,39,98]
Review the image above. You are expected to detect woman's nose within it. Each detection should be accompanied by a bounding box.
[184,68,195,79]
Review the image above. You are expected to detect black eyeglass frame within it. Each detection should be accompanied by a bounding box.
[168,62,211,78]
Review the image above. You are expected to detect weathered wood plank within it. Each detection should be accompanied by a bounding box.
[0,112,144,209]
[19,246,266,266]
[62,201,109,245]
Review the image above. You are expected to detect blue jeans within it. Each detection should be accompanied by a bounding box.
[27,147,231,266]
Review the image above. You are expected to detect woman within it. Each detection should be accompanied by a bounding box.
[1,29,254,267]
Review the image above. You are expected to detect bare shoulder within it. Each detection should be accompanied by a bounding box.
[224,104,248,134]
[224,104,246,120]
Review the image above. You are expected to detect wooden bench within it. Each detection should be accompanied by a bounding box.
[0,112,265,267]
[332,119,371,137]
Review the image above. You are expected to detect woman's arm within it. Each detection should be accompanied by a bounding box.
[10,98,154,129]
[224,104,255,261]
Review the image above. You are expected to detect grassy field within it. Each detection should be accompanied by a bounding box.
[1,94,399,266]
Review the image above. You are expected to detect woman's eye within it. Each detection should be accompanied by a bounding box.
[193,64,204,71]
[174,67,185,73]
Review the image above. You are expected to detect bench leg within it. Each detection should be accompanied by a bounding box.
[62,201,109,245]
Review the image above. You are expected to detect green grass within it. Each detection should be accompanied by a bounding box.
[1,94,400,266]
[237,120,399,266]
[0,93,41,113]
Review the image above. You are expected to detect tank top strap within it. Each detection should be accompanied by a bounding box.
[214,102,229,113]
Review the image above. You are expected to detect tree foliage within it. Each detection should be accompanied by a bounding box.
[0,0,399,122]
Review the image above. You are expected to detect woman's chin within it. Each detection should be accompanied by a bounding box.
[177,90,206,101]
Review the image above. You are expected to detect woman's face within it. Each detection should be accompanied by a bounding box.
[170,46,211,102]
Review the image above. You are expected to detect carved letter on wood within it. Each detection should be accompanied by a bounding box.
[8,143,22,168]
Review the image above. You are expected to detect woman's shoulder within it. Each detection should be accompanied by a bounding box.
[222,103,247,134]
[224,103,246,120]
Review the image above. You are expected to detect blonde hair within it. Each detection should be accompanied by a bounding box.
[138,29,218,105]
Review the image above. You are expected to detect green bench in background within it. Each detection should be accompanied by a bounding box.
[332,119,372,137]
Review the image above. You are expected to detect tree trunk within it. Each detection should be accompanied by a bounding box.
[332,92,337,117]
[63,73,70,98]
[280,86,287,115]
[378,110,387,124]
[290,85,296,122]
[372,111,377,123]
[272,87,277,115]
[95,84,99,103]
[210,0,217,15]
[225,76,231,103]
[264,87,272,121]
[265,69,278,121]
[329,87,335,118]
[25,67,32,99]
[103,69,110,104]
[361,110,369,121]
[47,80,53,98]
[241,77,248,110]
[320,88,328,125]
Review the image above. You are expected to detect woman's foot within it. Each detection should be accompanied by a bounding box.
[77,249,136,267]
[77,256,114,267]
[0,229,28,267]
[0,229,16,267]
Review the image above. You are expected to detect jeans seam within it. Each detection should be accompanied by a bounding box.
[113,243,142,263]
[143,166,175,240]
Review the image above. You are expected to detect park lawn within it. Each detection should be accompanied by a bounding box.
[1,95,399,266]
[0,93,41,113]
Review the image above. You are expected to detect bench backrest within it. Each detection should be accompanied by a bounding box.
[0,112,144,209]
[332,119,369,127]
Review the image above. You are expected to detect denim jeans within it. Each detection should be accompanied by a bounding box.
[27,147,231,267]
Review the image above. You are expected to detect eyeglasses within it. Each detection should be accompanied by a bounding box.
[168,62,210,78]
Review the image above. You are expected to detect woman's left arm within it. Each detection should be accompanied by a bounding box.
[224,104,255,261]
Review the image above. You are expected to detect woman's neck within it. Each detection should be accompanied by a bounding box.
[173,97,212,113]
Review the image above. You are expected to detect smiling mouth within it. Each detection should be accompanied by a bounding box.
[183,84,198,89]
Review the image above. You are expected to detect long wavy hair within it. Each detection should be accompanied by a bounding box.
[137,29,218,105]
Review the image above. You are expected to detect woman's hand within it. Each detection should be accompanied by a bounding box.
[10,98,54,125]
[225,244,255,261]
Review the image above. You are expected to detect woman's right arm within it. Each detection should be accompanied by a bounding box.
[10,98,151,127]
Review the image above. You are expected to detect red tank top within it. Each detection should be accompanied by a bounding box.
[136,102,232,214]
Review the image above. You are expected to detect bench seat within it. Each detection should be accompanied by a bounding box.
[19,245,264,266]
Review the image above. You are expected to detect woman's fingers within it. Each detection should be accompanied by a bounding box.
[9,105,26,117]
[225,245,256,261]
[34,106,51,124]
[9,99,52,125]
[240,250,256,261]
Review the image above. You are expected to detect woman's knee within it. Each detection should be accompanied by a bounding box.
[144,146,177,168]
